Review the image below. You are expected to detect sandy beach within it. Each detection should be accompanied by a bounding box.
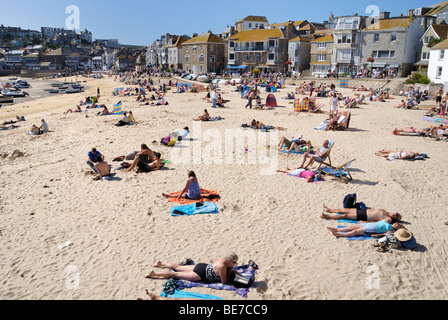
[0,74,447,301]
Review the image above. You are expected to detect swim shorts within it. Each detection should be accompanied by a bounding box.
[357,208,368,221]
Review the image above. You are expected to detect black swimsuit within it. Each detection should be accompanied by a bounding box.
[193,264,222,282]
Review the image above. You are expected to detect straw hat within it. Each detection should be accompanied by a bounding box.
[395,229,413,242]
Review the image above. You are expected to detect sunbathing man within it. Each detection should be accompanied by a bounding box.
[321,205,402,224]
[298,140,330,170]
[126,144,156,172]
[145,252,240,285]
[194,109,210,121]
[375,149,419,160]
[278,134,304,150]
[93,156,111,181]
[327,220,404,239]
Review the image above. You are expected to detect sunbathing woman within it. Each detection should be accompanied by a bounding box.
[375,149,418,160]
[145,252,240,285]
[162,171,205,201]
[277,167,316,182]
[328,220,403,239]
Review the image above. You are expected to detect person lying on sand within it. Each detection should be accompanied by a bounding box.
[145,252,241,285]
[327,220,404,239]
[375,149,418,160]
[277,167,317,182]
[321,205,402,223]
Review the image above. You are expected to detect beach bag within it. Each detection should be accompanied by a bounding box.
[343,194,357,209]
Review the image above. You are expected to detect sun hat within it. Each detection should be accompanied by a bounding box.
[395,229,413,242]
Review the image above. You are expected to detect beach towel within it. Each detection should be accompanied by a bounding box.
[160,289,224,300]
[314,121,328,131]
[168,264,257,298]
[422,117,448,124]
[167,189,220,205]
[171,202,219,217]
[337,225,375,241]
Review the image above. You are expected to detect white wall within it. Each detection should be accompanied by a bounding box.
[428,48,448,84]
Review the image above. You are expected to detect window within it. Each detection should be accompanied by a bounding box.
[290,43,296,50]
[422,52,430,60]
[248,23,252,28]
[317,54,326,61]
[337,49,353,60]
[391,33,397,42]
[198,55,204,63]
[372,50,395,58]
[437,66,443,78]
[229,41,234,48]
[256,53,261,61]
[268,53,275,60]
[440,50,445,60]
[229,53,235,60]
[374,33,380,42]
[244,54,249,61]
[192,46,197,52]
[268,39,276,47]
[185,46,189,52]
[200,65,203,73]
[210,55,216,63]
[185,55,190,63]
[200,45,203,51]
[317,42,327,48]
[209,45,214,51]
[337,34,356,44]
[423,36,434,44]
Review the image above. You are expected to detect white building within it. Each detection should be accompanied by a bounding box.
[428,38,448,85]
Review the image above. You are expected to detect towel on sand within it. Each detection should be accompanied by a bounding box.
[171,202,219,216]
[161,289,224,300]
[167,189,220,204]
[337,225,375,241]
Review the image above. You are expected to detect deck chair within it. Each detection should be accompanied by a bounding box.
[316,140,335,170]
[320,159,355,184]
[330,111,351,131]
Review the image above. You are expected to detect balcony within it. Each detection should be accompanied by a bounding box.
[232,46,268,52]
[267,59,278,65]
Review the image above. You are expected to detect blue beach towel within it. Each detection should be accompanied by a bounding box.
[171,202,219,217]
[161,289,224,300]
[337,225,375,241]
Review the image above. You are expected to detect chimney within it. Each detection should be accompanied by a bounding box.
[193,33,198,38]
[380,12,390,20]
[286,21,296,39]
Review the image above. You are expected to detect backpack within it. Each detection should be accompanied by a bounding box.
[343,193,357,209]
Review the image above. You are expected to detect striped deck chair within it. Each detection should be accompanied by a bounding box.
[316,140,335,170]
[320,159,355,184]
[294,99,310,112]
[294,99,301,112]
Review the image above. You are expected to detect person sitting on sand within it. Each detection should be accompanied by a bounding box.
[321,205,402,224]
[40,119,49,133]
[162,171,206,201]
[145,252,241,285]
[194,109,210,122]
[27,124,42,136]
[86,148,104,173]
[126,144,156,172]
[277,167,317,182]
[395,100,407,108]
[93,156,111,181]
[375,149,419,160]
[116,112,135,127]
[327,220,404,239]
[136,152,163,173]
[278,134,305,150]
[97,105,109,116]
[298,140,330,169]
[66,105,82,114]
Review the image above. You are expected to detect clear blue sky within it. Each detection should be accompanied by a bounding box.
[0,0,439,46]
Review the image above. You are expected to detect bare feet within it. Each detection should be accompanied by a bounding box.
[152,261,163,268]
[321,212,330,219]
[145,271,156,278]
[323,204,330,213]
[162,193,170,198]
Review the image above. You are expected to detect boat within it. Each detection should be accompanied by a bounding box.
[197,75,210,83]
[0,97,14,104]
[66,85,84,94]
[3,90,29,98]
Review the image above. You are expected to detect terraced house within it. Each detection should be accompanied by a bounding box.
[310,34,334,77]
[182,32,225,75]
[360,15,424,77]
[226,23,297,74]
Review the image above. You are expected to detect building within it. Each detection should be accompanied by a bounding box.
[361,16,425,77]
[167,35,191,71]
[427,38,448,84]
[226,24,297,74]
[182,32,225,75]
[269,20,308,30]
[310,34,334,77]
[288,35,311,74]
[4,49,25,67]
[331,15,368,75]
[235,16,269,32]
[415,23,448,70]
[0,25,41,43]
[425,1,448,24]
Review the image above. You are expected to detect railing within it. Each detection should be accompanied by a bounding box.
[232,46,268,52]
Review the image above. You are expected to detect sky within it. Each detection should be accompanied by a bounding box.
[0,0,440,46]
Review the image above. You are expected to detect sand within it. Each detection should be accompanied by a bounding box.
[0,74,447,300]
